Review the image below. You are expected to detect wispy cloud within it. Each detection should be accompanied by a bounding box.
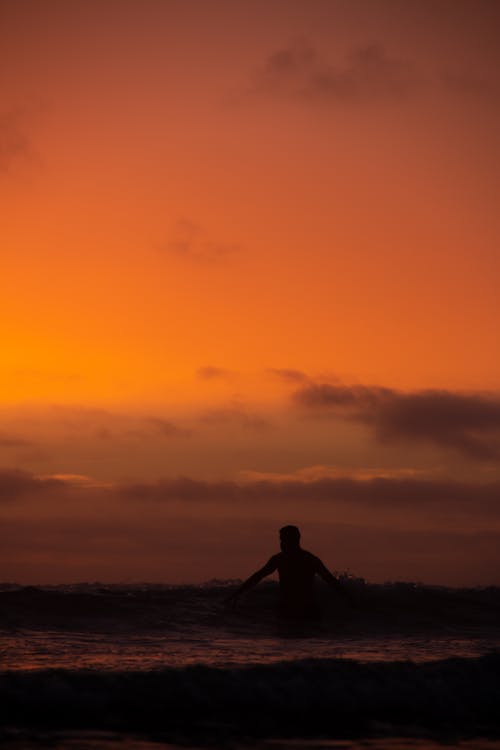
[252,39,420,105]
[0,432,34,448]
[0,469,64,503]
[266,368,310,384]
[197,366,235,381]
[199,401,271,432]
[2,465,499,511]
[38,473,113,489]
[113,474,500,519]
[163,218,240,262]
[239,465,436,483]
[41,405,191,441]
[249,37,498,108]
[0,110,30,173]
[147,417,191,439]
[292,382,500,461]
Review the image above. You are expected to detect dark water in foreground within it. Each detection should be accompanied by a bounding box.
[1,581,499,749]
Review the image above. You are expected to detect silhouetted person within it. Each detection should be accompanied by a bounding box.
[226,525,354,620]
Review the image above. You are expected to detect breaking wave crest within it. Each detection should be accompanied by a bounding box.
[1,580,499,634]
[1,654,499,741]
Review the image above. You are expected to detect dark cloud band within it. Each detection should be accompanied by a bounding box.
[293,383,500,460]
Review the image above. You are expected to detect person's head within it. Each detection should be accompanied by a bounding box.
[279,525,301,552]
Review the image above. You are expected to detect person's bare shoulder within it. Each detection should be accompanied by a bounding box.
[301,549,318,559]
[301,549,322,565]
[268,552,282,565]
[302,550,328,570]
[262,552,281,572]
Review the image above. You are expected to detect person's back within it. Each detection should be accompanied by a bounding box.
[270,547,321,619]
[226,525,354,621]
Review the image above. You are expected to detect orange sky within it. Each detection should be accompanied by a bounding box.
[1,0,499,585]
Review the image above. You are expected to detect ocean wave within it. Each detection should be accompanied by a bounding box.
[1,580,499,635]
[1,654,499,741]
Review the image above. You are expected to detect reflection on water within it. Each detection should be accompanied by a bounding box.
[1,627,498,671]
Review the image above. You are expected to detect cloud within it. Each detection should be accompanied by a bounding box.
[111,475,500,524]
[0,111,29,173]
[163,218,240,262]
[165,218,200,256]
[39,473,111,488]
[293,383,500,460]
[267,368,310,384]
[239,465,434,483]
[0,433,33,448]
[147,417,191,439]
[197,366,234,381]
[294,383,393,410]
[199,403,271,431]
[253,39,420,104]
[38,405,191,441]
[0,469,64,502]
[3,468,498,520]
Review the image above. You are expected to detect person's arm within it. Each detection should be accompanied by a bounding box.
[225,557,278,607]
[314,558,357,607]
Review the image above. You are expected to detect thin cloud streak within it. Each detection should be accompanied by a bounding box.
[267,368,310,384]
[198,404,271,432]
[163,218,240,262]
[0,110,29,173]
[0,469,64,503]
[253,39,420,104]
[147,417,191,439]
[0,433,34,448]
[197,366,235,381]
[251,36,497,108]
[31,406,191,442]
[116,475,500,518]
[2,468,499,518]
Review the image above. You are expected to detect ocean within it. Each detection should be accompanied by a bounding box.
[1,579,499,749]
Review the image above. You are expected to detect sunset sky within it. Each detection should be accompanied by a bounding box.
[1,0,499,585]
